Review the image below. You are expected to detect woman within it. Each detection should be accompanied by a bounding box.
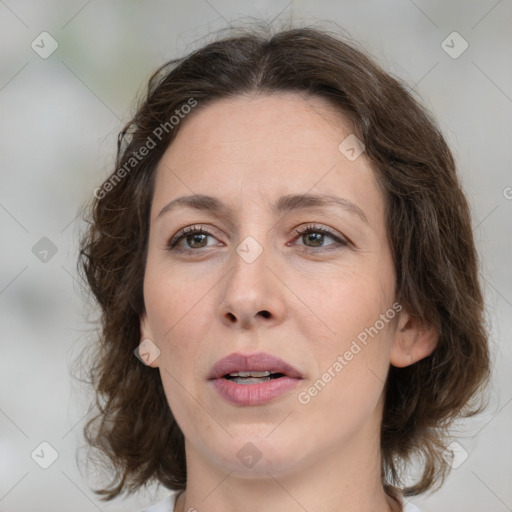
[79,25,490,512]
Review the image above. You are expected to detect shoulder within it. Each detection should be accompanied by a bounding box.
[139,494,421,512]
[140,494,177,512]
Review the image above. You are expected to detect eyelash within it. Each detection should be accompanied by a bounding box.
[166,224,349,253]
[291,224,349,250]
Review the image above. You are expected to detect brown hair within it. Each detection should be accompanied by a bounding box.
[78,24,490,501]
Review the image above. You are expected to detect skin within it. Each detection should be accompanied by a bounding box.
[140,92,438,512]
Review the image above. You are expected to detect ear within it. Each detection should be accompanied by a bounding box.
[138,313,160,368]
[390,311,438,368]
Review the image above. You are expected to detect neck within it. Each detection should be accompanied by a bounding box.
[175,409,401,512]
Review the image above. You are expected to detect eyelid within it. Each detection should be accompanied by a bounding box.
[167,224,224,249]
[290,223,349,248]
[167,222,350,252]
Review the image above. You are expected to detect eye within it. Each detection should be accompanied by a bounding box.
[166,223,349,254]
[167,225,221,252]
[291,224,348,250]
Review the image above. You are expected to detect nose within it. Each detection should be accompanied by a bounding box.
[218,243,287,330]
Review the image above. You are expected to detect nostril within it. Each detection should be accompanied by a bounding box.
[224,310,270,324]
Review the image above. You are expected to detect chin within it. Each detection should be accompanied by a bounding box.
[206,432,307,478]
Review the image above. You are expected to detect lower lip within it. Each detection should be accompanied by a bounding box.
[210,377,301,406]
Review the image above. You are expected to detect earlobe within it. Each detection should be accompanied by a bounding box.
[390,312,438,368]
[139,314,160,368]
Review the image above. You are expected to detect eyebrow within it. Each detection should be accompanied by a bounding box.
[156,193,369,224]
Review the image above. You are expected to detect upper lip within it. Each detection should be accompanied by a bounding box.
[208,352,303,380]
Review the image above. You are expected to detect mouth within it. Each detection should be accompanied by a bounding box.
[208,352,303,406]
[222,370,286,384]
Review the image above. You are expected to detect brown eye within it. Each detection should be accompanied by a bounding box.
[167,227,218,251]
[293,224,348,249]
[301,231,325,247]
[184,233,208,249]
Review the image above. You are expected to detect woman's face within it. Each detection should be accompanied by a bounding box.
[141,92,406,478]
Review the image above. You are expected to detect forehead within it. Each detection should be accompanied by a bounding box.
[151,92,386,230]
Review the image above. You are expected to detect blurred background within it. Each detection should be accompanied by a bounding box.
[0,1,511,511]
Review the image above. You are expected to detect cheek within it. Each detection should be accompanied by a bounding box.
[144,267,212,427]
[143,263,217,383]
[297,299,394,435]
[304,261,395,346]
[299,263,395,401]
[144,255,215,333]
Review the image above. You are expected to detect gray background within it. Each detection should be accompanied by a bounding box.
[0,1,511,511]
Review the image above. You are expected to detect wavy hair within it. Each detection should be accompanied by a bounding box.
[78,24,490,501]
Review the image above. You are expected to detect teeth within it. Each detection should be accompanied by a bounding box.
[228,370,271,377]
[232,376,272,384]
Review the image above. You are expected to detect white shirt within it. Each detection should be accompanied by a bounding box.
[141,494,421,512]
